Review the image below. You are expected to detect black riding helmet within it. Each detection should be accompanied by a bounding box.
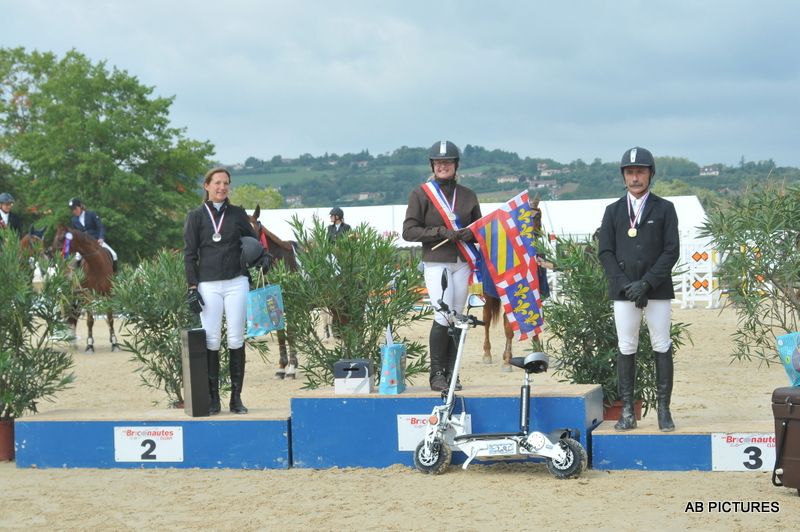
[429,140,460,171]
[68,197,83,209]
[329,207,344,219]
[241,236,266,269]
[620,147,656,179]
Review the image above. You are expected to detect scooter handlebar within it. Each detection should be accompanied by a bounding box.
[436,302,483,327]
[454,313,484,327]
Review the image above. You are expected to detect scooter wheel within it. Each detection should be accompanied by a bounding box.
[546,437,586,479]
[413,438,452,475]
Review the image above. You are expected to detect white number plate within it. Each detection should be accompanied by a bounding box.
[114,426,184,463]
[486,442,516,456]
[711,432,775,472]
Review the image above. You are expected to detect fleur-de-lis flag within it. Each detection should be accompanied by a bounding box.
[469,191,544,340]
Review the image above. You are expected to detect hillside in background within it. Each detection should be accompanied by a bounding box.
[225,146,799,208]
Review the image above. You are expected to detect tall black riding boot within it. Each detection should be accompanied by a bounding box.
[655,347,675,432]
[446,328,463,391]
[429,322,451,392]
[614,351,637,431]
[229,346,248,414]
[207,349,221,415]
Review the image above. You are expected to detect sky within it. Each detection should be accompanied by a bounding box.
[3,0,800,167]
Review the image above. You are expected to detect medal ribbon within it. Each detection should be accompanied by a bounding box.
[204,203,226,240]
[627,192,649,230]
[422,182,482,282]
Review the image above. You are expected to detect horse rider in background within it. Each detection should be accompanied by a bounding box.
[69,197,119,272]
[327,207,352,242]
[0,192,23,236]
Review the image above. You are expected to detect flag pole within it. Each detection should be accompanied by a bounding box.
[431,220,477,251]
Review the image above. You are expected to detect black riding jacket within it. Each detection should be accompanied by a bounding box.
[183,200,257,287]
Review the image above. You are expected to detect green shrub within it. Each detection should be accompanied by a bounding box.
[701,182,800,365]
[275,217,429,389]
[0,231,75,421]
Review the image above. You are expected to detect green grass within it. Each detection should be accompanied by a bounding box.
[233,168,329,187]
[231,163,526,192]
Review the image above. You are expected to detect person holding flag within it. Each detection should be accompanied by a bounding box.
[403,140,482,392]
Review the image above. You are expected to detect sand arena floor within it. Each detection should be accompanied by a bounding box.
[2,305,797,530]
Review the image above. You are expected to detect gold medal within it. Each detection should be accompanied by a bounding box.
[628,228,637,238]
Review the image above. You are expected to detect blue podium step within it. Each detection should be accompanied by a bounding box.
[14,408,291,469]
[591,419,775,471]
[290,384,603,468]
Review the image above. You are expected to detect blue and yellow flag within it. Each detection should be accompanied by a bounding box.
[471,191,543,340]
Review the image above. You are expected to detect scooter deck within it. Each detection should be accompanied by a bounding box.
[454,431,524,442]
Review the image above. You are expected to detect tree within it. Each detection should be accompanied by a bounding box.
[652,179,720,208]
[228,184,283,209]
[700,181,800,366]
[0,47,213,262]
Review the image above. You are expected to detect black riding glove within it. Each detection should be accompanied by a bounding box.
[438,227,460,242]
[187,288,204,314]
[457,227,475,242]
[634,294,649,309]
[623,280,650,301]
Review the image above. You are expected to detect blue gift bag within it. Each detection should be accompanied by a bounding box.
[246,284,285,338]
[379,343,406,395]
[776,332,800,387]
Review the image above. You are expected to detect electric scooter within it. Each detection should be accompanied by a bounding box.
[413,274,588,478]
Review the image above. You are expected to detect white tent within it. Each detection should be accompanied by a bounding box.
[252,195,708,245]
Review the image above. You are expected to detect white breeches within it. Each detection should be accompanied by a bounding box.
[198,275,249,351]
[613,299,673,355]
[75,242,117,262]
[424,260,471,326]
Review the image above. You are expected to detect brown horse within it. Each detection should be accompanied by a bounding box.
[482,193,544,371]
[20,226,47,256]
[248,205,300,379]
[52,224,119,353]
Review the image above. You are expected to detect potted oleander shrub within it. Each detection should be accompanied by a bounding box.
[108,248,270,407]
[0,231,75,460]
[274,217,429,389]
[544,236,690,417]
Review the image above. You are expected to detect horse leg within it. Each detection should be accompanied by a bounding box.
[321,309,332,339]
[274,329,288,379]
[501,315,513,372]
[482,306,493,364]
[107,309,119,352]
[285,329,298,379]
[285,347,298,379]
[85,310,95,353]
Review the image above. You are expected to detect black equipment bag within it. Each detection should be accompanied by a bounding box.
[772,386,800,495]
[181,328,210,417]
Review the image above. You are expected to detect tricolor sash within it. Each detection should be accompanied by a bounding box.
[422,182,481,280]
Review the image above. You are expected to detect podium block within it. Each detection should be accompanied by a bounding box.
[181,329,209,417]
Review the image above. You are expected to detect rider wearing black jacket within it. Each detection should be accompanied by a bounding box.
[183,167,259,416]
